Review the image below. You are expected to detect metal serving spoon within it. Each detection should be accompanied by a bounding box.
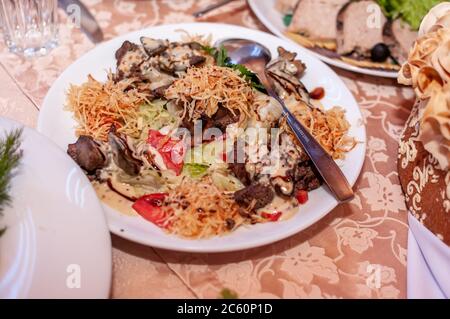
[216,38,355,203]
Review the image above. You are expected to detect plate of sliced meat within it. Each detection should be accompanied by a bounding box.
[248,0,419,78]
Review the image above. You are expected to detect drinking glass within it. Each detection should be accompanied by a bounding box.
[0,0,59,57]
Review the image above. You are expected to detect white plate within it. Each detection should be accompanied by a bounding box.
[248,0,398,78]
[37,23,366,253]
[0,117,111,298]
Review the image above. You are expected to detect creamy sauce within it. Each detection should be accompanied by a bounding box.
[93,182,137,216]
[257,195,299,221]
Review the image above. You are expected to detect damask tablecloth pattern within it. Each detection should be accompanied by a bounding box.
[0,0,415,298]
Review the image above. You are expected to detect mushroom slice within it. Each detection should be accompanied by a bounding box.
[140,37,168,57]
[108,128,143,176]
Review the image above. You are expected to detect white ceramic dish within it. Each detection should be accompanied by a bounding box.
[248,0,398,78]
[37,23,366,253]
[0,117,111,298]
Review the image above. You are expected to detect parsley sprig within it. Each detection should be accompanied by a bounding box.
[202,45,266,92]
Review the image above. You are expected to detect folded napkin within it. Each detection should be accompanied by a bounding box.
[407,214,450,299]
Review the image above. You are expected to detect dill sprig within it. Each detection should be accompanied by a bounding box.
[0,128,23,236]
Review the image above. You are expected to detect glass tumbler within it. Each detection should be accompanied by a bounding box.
[0,0,59,57]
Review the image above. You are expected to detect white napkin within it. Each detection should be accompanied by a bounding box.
[407,214,450,299]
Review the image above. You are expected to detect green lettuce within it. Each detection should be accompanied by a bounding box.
[377,0,444,30]
[183,163,209,179]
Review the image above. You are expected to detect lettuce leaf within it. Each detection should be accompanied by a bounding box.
[377,0,444,30]
[183,163,209,179]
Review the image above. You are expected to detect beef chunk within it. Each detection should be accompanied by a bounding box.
[152,84,171,99]
[228,142,251,186]
[67,136,106,173]
[289,163,322,192]
[234,183,274,210]
[115,41,140,64]
[189,55,206,66]
[211,107,239,132]
[229,163,251,186]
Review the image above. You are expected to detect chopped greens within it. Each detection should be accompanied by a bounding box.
[183,163,209,179]
[0,129,23,237]
[201,45,266,92]
[283,14,293,27]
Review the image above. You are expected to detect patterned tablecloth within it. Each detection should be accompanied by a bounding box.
[0,0,416,298]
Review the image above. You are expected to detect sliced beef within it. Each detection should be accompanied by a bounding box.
[234,183,275,210]
[384,19,417,65]
[210,107,240,132]
[189,55,206,66]
[228,142,251,186]
[115,40,140,62]
[152,84,171,99]
[67,136,106,173]
[229,163,251,186]
[108,128,143,176]
[289,163,322,192]
[288,0,349,41]
[336,1,387,57]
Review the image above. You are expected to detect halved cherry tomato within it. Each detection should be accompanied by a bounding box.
[132,193,170,228]
[147,130,185,175]
[261,211,282,222]
[296,190,309,204]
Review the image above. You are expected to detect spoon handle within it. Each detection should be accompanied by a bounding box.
[261,71,354,203]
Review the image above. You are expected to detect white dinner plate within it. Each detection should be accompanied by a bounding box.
[248,0,398,78]
[37,23,366,253]
[0,117,111,298]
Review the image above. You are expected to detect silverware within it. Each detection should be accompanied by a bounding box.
[58,0,104,43]
[217,38,355,203]
[193,0,235,18]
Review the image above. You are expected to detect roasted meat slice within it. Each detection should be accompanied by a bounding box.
[67,136,106,173]
[384,19,417,65]
[234,183,275,210]
[336,0,387,57]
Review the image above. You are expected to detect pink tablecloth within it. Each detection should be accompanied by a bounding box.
[0,0,415,298]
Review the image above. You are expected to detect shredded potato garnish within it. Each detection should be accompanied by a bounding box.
[164,177,245,238]
[165,65,255,124]
[66,74,148,141]
[282,99,357,160]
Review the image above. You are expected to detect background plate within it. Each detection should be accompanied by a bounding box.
[248,0,399,79]
[0,117,111,298]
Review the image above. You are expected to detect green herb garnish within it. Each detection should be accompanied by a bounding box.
[183,163,209,179]
[377,0,444,30]
[219,288,239,299]
[201,45,266,92]
[283,14,293,27]
[0,128,23,236]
